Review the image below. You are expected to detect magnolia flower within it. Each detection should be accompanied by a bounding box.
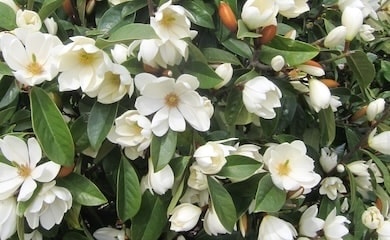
[299,205,324,237]
[107,110,152,160]
[342,7,364,41]
[271,55,285,72]
[276,0,310,18]
[135,73,212,136]
[0,135,60,201]
[43,17,57,35]
[366,98,385,121]
[347,160,369,177]
[296,63,325,77]
[204,204,231,235]
[86,63,134,104]
[308,78,332,112]
[57,36,110,92]
[0,197,17,240]
[93,227,126,240]
[319,177,347,200]
[214,63,233,89]
[187,163,208,191]
[233,143,263,162]
[263,140,321,192]
[24,181,72,230]
[338,0,380,19]
[141,159,174,195]
[169,203,202,232]
[362,206,384,229]
[180,187,209,207]
[319,147,338,173]
[359,24,375,41]
[324,26,347,49]
[242,76,282,119]
[110,44,128,64]
[16,9,42,31]
[368,128,390,155]
[193,139,236,174]
[377,220,390,240]
[241,0,278,29]
[258,215,297,240]
[323,208,350,240]
[0,31,62,86]
[330,95,343,112]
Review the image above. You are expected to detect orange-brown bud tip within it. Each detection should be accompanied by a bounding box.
[350,105,368,122]
[57,164,75,178]
[218,1,237,33]
[320,79,340,88]
[258,25,277,45]
[376,198,383,211]
[304,60,323,69]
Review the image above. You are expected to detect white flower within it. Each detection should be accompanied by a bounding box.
[359,24,375,41]
[299,205,324,237]
[187,163,208,191]
[362,206,384,229]
[377,220,390,240]
[276,0,310,18]
[110,44,128,64]
[324,26,347,48]
[347,160,369,176]
[93,227,126,240]
[342,7,364,41]
[241,0,278,30]
[214,63,233,89]
[0,197,17,240]
[151,0,196,41]
[296,63,325,77]
[0,31,62,86]
[57,36,111,92]
[0,136,60,201]
[169,203,202,232]
[258,215,297,240]
[233,143,263,162]
[204,204,231,235]
[330,95,342,112]
[319,147,338,173]
[323,208,350,240]
[271,55,285,72]
[43,17,57,35]
[308,78,332,112]
[141,159,174,195]
[263,140,321,192]
[367,160,384,183]
[341,198,349,213]
[24,181,72,230]
[180,187,209,207]
[242,76,282,119]
[16,9,41,31]
[193,139,236,174]
[368,128,390,155]
[86,63,134,104]
[107,110,152,160]
[366,98,385,121]
[319,177,347,200]
[135,73,212,136]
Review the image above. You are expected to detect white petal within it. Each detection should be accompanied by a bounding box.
[31,161,60,182]
[17,177,37,201]
[0,135,29,165]
[27,138,42,168]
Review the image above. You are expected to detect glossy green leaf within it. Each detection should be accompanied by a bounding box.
[63,232,88,240]
[0,106,16,125]
[345,167,357,210]
[319,106,335,146]
[131,192,168,240]
[117,157,142,221]
[260,35,320,66]
[218,155,262,180]
[222,38,252,58]
[207,176,236,232]
[0,62,12,76]
[57,173,108,206]
[151,129,177,172]
[254,174,286,212]
[38,0,63,20]
[346,50,376,93]
[181,0,214,29]
[237,19,261,39]
[70,115,90,152]
[0,3,16,30]
[202,47,241,65]
[0,78,19,109]
[30,87,74,166]
[87,101,118,150]
[182,61,223,89]
[224,87,244,125]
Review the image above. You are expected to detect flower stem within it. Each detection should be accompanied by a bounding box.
[147,0,155,17]
[27,0,34,10]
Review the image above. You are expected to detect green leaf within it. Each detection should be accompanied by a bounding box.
[63,232,88,240]
[182,61,223,89]
[70,115,90,152]
[0,75,19,109]
[254,174,286,212]
[319,107,335,146]
[87,101,118,150]
[222,38,252,58]
[30,87,74,166]
[202,48,241,65]
[181,0,214,29]
[117,156,142,221]
[0,3,16,30]
[207,176,237,232]
[218,155,262,180]
[363,150,390,192]
[345,167,357,211]
[237,19,261,39]
[151,130,177,172]
[131,192,168,240]
[224,87,244,125]
[0,106,16,125]
[346,50,376,93]
[38,0,63,20]
[260,35,320,66]
[57,173,108,206]
[0,62,12,76]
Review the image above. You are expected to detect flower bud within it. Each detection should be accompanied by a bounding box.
[214,63,233,89]
[241,0,278,30]
[319,147,338,173]
[308,78,331,112]
[204,204,232,235]
[366,98,385,121]
[320,79,340,88]
[324,26,347,48]
[239,214,248,237]
[368,128,390,155]
[284,29,297,40]
[16,9,42,31]
[258,25,277,45]
[350,105,367,121]
[342,7,364,41]
[111,44,128,64]
[169,203,202,232]
[218,1,237,32]
[43,17,58,35]
[362,206,384,229]
[271,55,285,72]
[337,164,345,173]
[297,60,325,77]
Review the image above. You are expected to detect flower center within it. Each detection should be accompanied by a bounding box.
[78,50,96,65]
[27,54,43,75]
[105,72,121,87]
[161,12,176,27]
[277,160,291,176]
[17,164,32,178]
[165,93,179,107]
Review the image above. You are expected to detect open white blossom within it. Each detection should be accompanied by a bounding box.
[135,73,212,136]
[243,76,282,119]
[319,177,347,200]
[263,140,321,192]
[319,147,338,173]
[0,31,62,86]
[368,128,390,155]
[359,24,375,41]
[299,205,324,237]
[241,0,278,29]
[0,197,17,240]
[0,135,60,201]
[16,9,41,31]
[204,204,232,236]
[93,227,126,240]
[180,187,209,207]
[141,159,174,195]
[377,220,390,240]
[107,110,152,160]
[362,206,384,229]
[276,0,310,18]
[323,208,350,240]
[187,163,208,191]
[24,181,72,230]
[258,215,297,240]
[169,203,202,232]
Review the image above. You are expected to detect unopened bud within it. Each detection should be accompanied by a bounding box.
[271,55,285,72]
[350,105,367,122]
[297,60,325,76]
[218,1,237,32]
[258,25,277,45]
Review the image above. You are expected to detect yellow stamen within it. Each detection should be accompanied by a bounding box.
[277,160,291,176]
[17,164,32,178]
[27,54,43,75]
[165,93,179,107]
[161,12,176,27]
[78,50,96,65]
